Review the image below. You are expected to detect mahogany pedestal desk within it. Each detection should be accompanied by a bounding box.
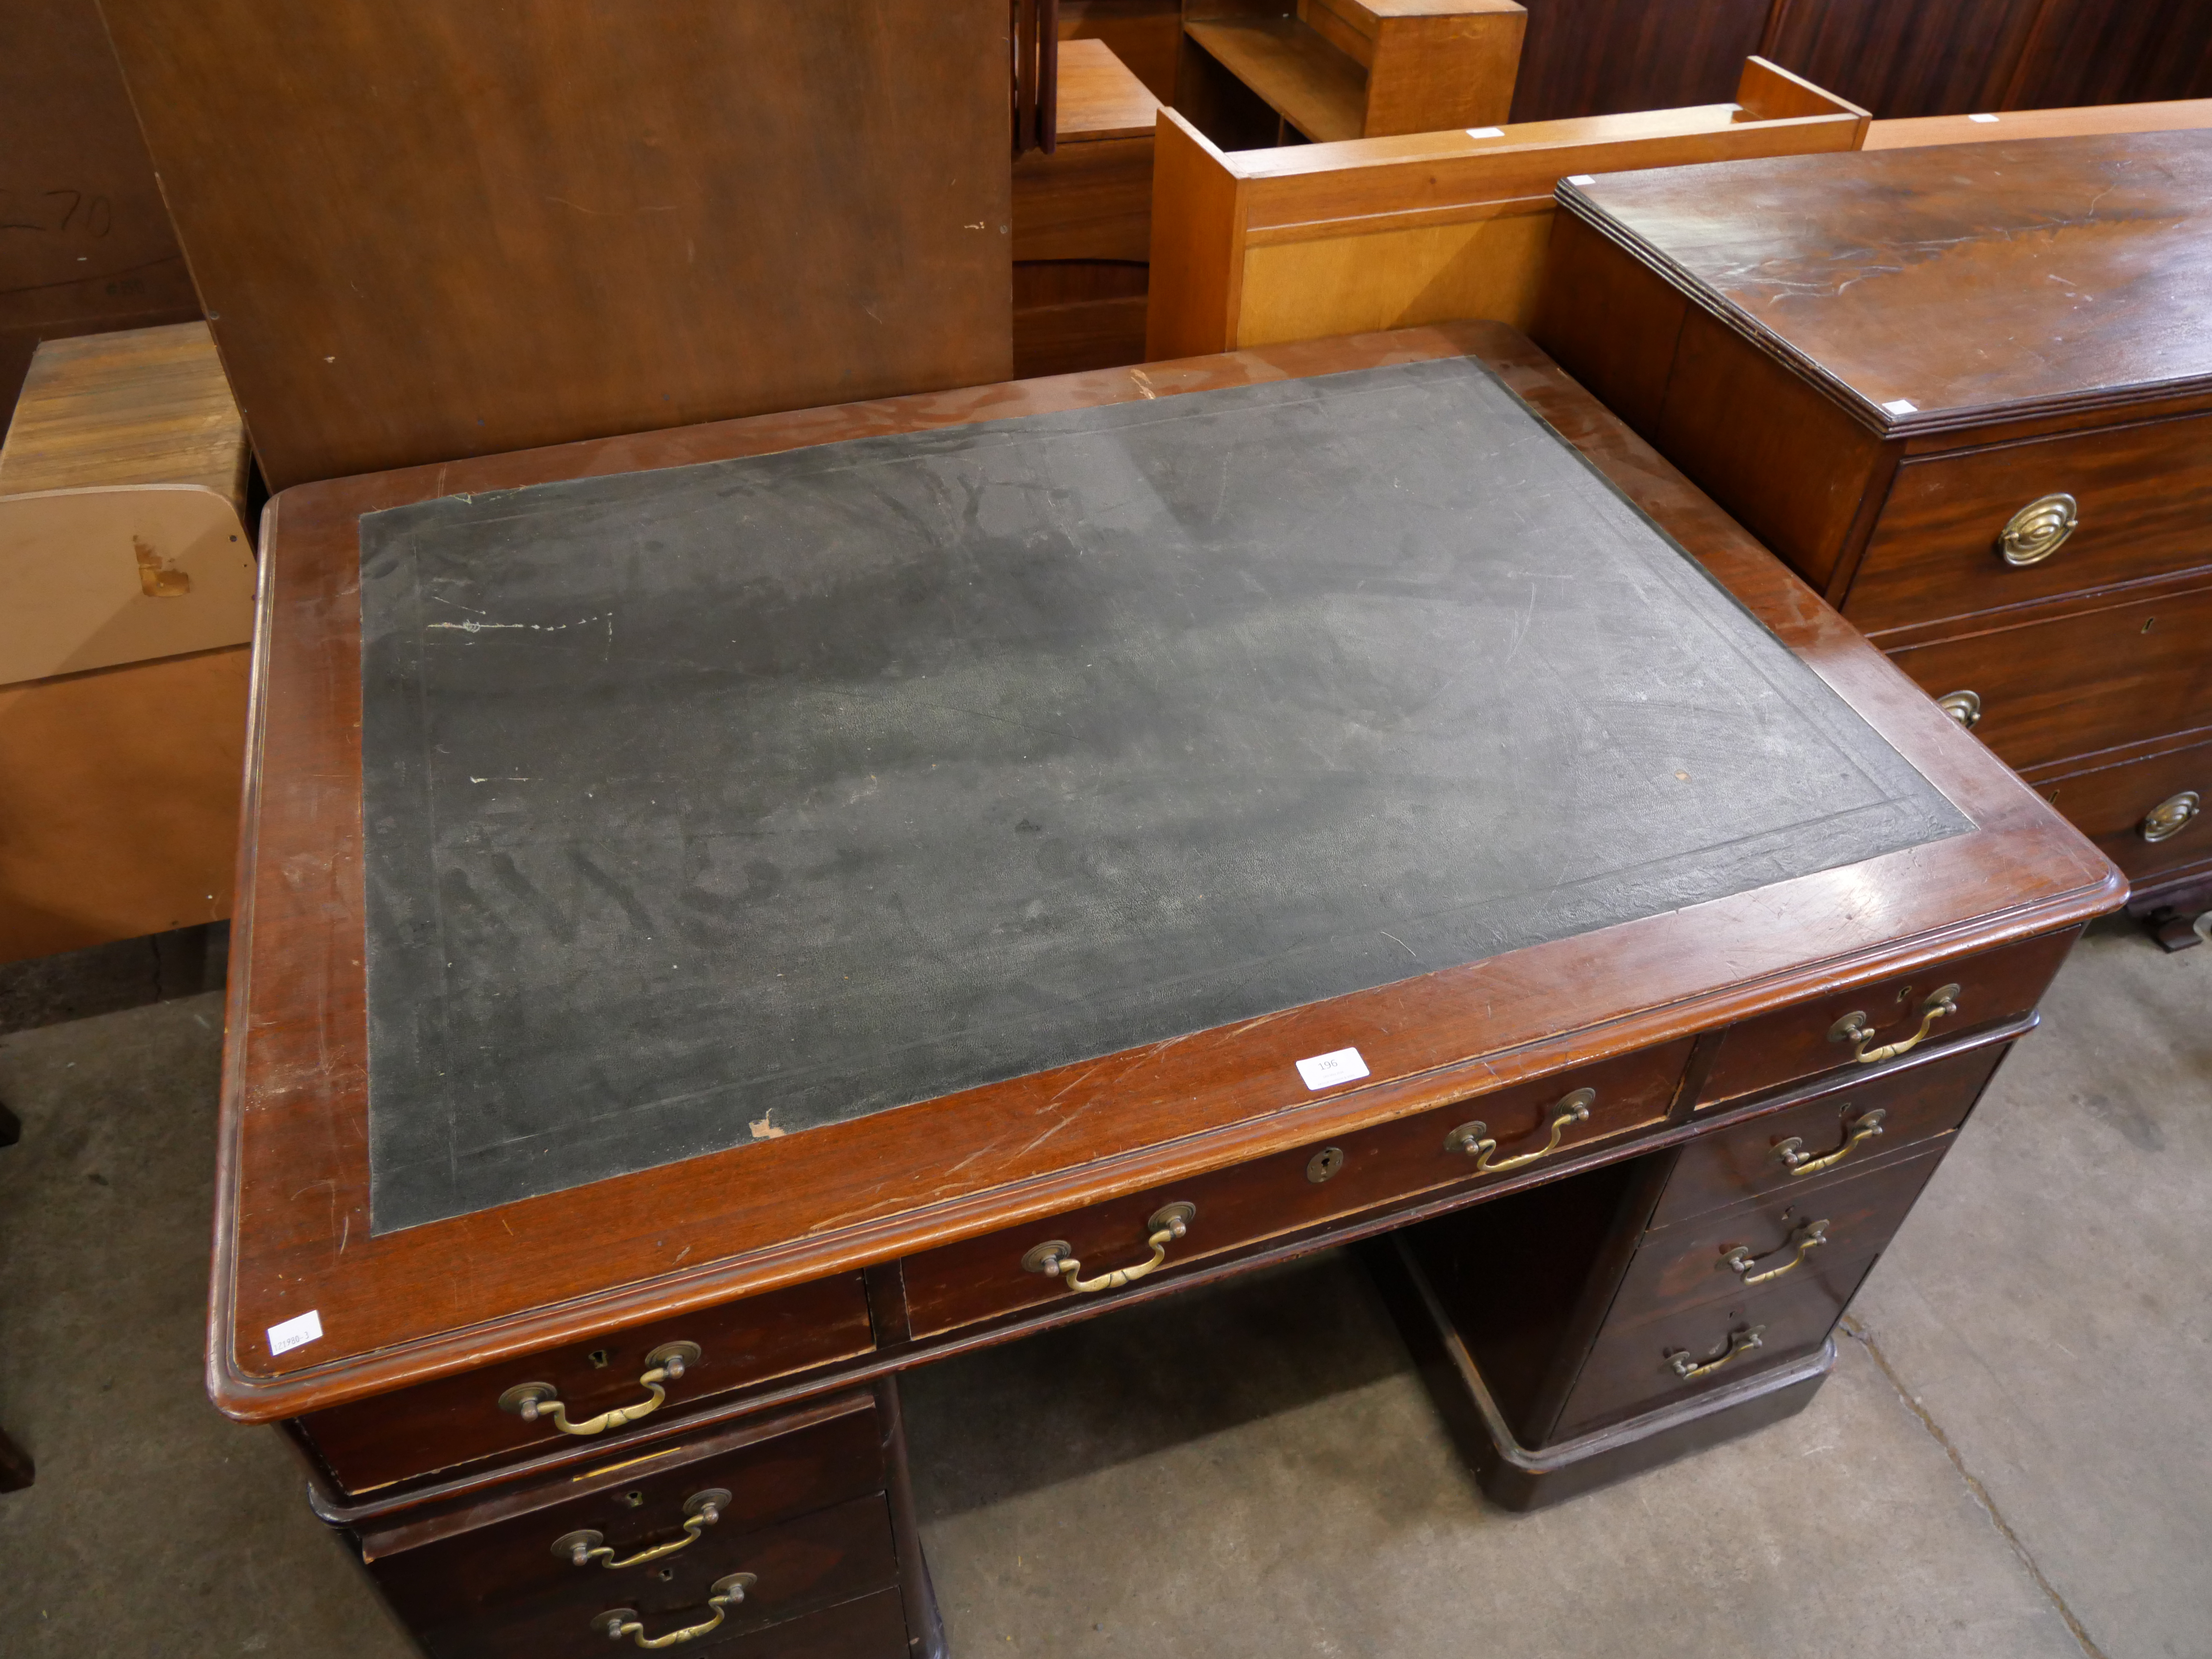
[214,324,2120,1655]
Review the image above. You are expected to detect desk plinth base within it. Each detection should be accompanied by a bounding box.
[1366,1235,1836,1512]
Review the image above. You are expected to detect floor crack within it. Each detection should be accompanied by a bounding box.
[1839,1314,2109,1659]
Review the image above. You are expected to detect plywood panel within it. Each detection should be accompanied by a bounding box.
[1235,205,1553,343]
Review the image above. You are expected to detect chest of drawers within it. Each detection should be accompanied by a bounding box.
[1534,128,2212,949]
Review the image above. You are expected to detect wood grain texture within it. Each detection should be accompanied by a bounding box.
[1356,2,1525,136]
[2028,737,2212,889]
[1865,99,2212,149]
[1509,0,1774,122]
[0,0,201,420]
[1142,112,1249,357]
[1761,0,2046,119]
[1058,0,1182,100]
[0,644,245,962]
[210,323,2119,1428]
[93,0,1013,490]
[2000,0,2212,113]
[1185,16,1370,140]
[1052,35,1165,136]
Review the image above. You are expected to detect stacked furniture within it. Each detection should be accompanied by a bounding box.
[0,322,253,961]
[1535,130,2212,947]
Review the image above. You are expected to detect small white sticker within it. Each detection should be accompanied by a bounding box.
[268,1309,323,1356]
[1882,399,1919,415]
[1968,112,2000,123]
[1466,126,1504,138]
[1566,174,1596,186]
[1296,1047,1371,1091]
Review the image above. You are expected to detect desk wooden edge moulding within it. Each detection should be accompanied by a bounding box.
[210,323,2124,1444]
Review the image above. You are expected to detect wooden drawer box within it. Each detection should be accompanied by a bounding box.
[903,1039,1694,1337]
[2034,736,2212,885]
[1887,580,2212,773]
[1653,1040,2006,1228]
[1697,928,2072,1109]
[710,1589,911,1659]
[358,1392,885,1633]
[1845,412,2212,635]
[302,1274,876,1495]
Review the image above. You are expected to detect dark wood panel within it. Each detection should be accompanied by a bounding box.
[301,1275,875,1496]
[1698,928,2075,1108]
[2002,0,2212,112]
[93,0,1013,489]
[361,1396,884,1630]
[1508,0,1774,122]
[1653,1040,2006,1227]
[1762,0,2044,119]
[1060,0,1184,101]
[713,1589,913,1659]
[2032,735,2212,888]
[1605,1140,1947,1324]
[397,1493,899,1659]
[1847,411,2212,636]
[1888,580,2212,773]
[1014,137,1156,263]
[903,1041,1693,1338]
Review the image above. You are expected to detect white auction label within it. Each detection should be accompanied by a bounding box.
[1296,1047,1371,1091]
[1466,126,1504,138]
[1968,113,2000,123]
[1566,174,1596,186]
[268,1309,324,1357]
[1882,399,1920,415]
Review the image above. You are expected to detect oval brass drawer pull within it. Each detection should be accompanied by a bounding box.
[1936,690,1982,729]
[1724,1219,1829,1285]
[1445,1087,1595,1173]
[1829,984,1959,1065]
[2140,791,2200,843]
[499,1342,701,1438]
[594,1572,754,1649]
[556,1488,730,1570]
[1773,1108,1885,1177]
[1999,492,2078,566]
[1023,1202,1196,1294]
[1668,1324,1765,1381]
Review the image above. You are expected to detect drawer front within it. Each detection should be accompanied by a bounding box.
[1886,582,2212,772]
[304,1273,876,1495]
[399,1492,899,1659]
[903,1039,1695,1338]
[1848,410,2212,635]
[1551,1260,1872,1440]
[1606,1142,1946,1327]
[715,1588,911,1659]
[1652,1042,2005,1228]
[1012,136,1154,262]
[363,1394,884,1631]
[2034,736,2212,885]
[1698,928,2072,1108]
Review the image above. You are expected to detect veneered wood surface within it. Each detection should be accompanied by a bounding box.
[1559,131,2212,437]
[0,643,245,962]
[1843,411,2212,634]
[2030,736,2212,886]
[1886,580,2212,772]
[1059,0,1182,101]
[2000,0,2212,114]
[1054,36,1164,137]
[1865,99,2212,150]
[1509,0,1774,122]
[1185,17,1369,141]
[1652,1039,2006,1225]
[1695,928,2074,1106]
[213,323,2119,1426]
[1014,137,1155,262]
[1761,0,2047,119]
[93,0,1013,491]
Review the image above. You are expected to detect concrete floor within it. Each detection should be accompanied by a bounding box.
[0,916,2204,1657]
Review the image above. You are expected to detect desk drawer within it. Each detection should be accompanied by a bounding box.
[2035,736,2212,885]
[1607,1142,1946,1327]
[1886,581,2212,772]
[361,1392,884,1632]
[902,1039,1694,1339]
[1652,1042,2006,1228]
[1848,411,2212,635]
[303,1274,876,1495]
[1697,928,2072,1108]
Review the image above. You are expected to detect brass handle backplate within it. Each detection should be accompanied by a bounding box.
[594,1572,754,1649]
[1445,1087,1595,1173]
[1829,984,1959,1065]
[2140,791,2201,843]
[1023,1203,1195,1294]
[1999,492,2078,565]
[1724,1220,1829,1285]
[1936,690,1982,729]
[1773,1109,1885,1177]
[1668,1324,1765,1381]
[500,1342,701,1438]
[555,1488,730,1570]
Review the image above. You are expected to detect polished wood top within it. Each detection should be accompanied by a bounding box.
[212,324,2119,1422]
[1056,38,1163,141]
[1559,130,2212,437]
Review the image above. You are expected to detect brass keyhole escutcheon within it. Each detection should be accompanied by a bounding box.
[1307,1147,1345,1184]
[1998,492,2077,566]
[2140,791,2201,843]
